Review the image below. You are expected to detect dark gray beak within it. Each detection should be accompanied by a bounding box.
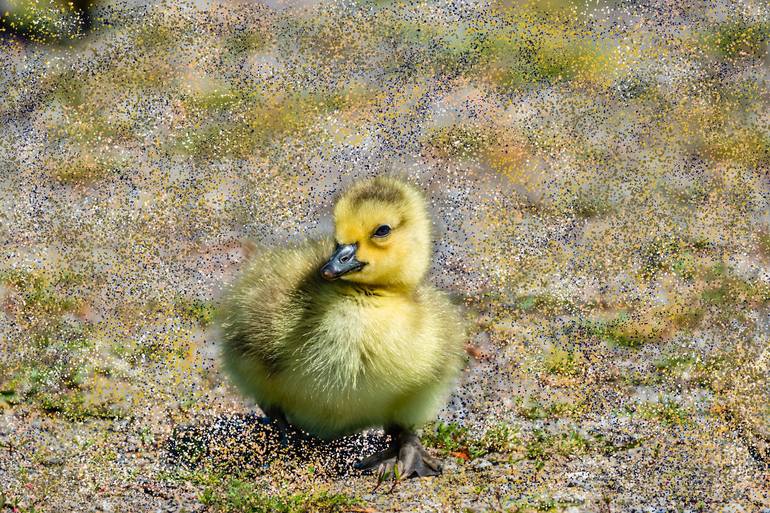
[320,243,365,280]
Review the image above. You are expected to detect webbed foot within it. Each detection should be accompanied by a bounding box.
[393,433,442,478]
[355,428,442,484]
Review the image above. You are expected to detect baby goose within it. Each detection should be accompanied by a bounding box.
[218,176,466,479]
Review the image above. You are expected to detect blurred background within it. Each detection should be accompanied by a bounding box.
[0,0,768,511]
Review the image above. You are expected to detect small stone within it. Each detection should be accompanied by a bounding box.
[565,471,591,488]
[471,458,493,470]
[41,456,65,467]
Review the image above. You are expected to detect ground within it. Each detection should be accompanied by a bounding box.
[0,0,769,512]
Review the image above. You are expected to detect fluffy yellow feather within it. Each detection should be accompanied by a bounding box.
[218,176,467,478]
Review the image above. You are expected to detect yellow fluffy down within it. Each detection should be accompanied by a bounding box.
[218,177,467,439]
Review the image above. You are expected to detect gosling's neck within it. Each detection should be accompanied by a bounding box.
[341,278,424,299]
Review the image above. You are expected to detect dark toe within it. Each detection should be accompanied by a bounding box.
[376,457,399,482]
[421,451,443,473]
[410,456,442,477]
[397,442,443,478]
[355,446,397,471]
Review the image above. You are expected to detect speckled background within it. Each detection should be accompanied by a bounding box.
[0,0,768,511]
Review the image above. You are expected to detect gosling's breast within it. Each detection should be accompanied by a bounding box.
[296,292,436,391]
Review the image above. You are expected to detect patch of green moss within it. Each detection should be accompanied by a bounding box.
[0,267,108,416]
[100,54,177,90]
[591,433,642,455]
[183,89,250,114]
[224,30,271,59]
[6,347,91,406]
[39,390,125,421]
[632,397,691,427]
[638,236,684,281]
[482,14,619,92]
[0,389,21,406]
[606,331,647,349]
[542,347,583,377]
[372,14,490,78]
[670,252,697,281]
[421,421,488,459]
[507,491,579,513]
[482,423,522,454]
[47,93,136,147]
[570,189,613,219]
[514,294,570,316]
[532,36,609,84]
[0,268,83,316]
[134,21,179,50]
[580,313,649,349]
[703,126,770,167]
[421,421,522,459]
[654,353,697,373]
[521,429,590,471]
[0,0,84,44]
[49,155,117,185]
[171,92,347,160]
[426,124,496,160]
[653,351,723,390]
[198,476,363,513]
[699,264,770,308]
[0,492,45,513]
[51,74,88,107]
[175,297,215,327]
[700,285,729,304]
[516,399,551,421]
[704,20,770,60]
[516,397,586,421]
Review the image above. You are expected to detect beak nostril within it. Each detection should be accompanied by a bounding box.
[322,243,361,281]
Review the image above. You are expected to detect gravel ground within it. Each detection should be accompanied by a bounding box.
[1,0,769,511]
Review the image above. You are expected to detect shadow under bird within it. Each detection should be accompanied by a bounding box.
[218,176,467,481]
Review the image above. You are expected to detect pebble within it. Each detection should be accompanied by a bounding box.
[470,458,493,470]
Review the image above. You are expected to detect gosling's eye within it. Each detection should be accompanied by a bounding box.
[372,225,391,238]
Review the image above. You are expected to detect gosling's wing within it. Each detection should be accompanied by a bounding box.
[218,237,334,374]
[381,286,467,428]
[419,286,468,375]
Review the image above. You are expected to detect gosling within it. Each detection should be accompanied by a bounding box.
[218,176,466,480]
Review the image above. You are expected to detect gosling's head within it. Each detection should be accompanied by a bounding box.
[320,177,431,288]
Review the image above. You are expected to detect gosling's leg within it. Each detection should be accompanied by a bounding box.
[262,405,291,446]
[355,425,442,482]
[389,428,443,479]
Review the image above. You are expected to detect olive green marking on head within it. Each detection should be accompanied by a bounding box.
[349,180,405,207]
